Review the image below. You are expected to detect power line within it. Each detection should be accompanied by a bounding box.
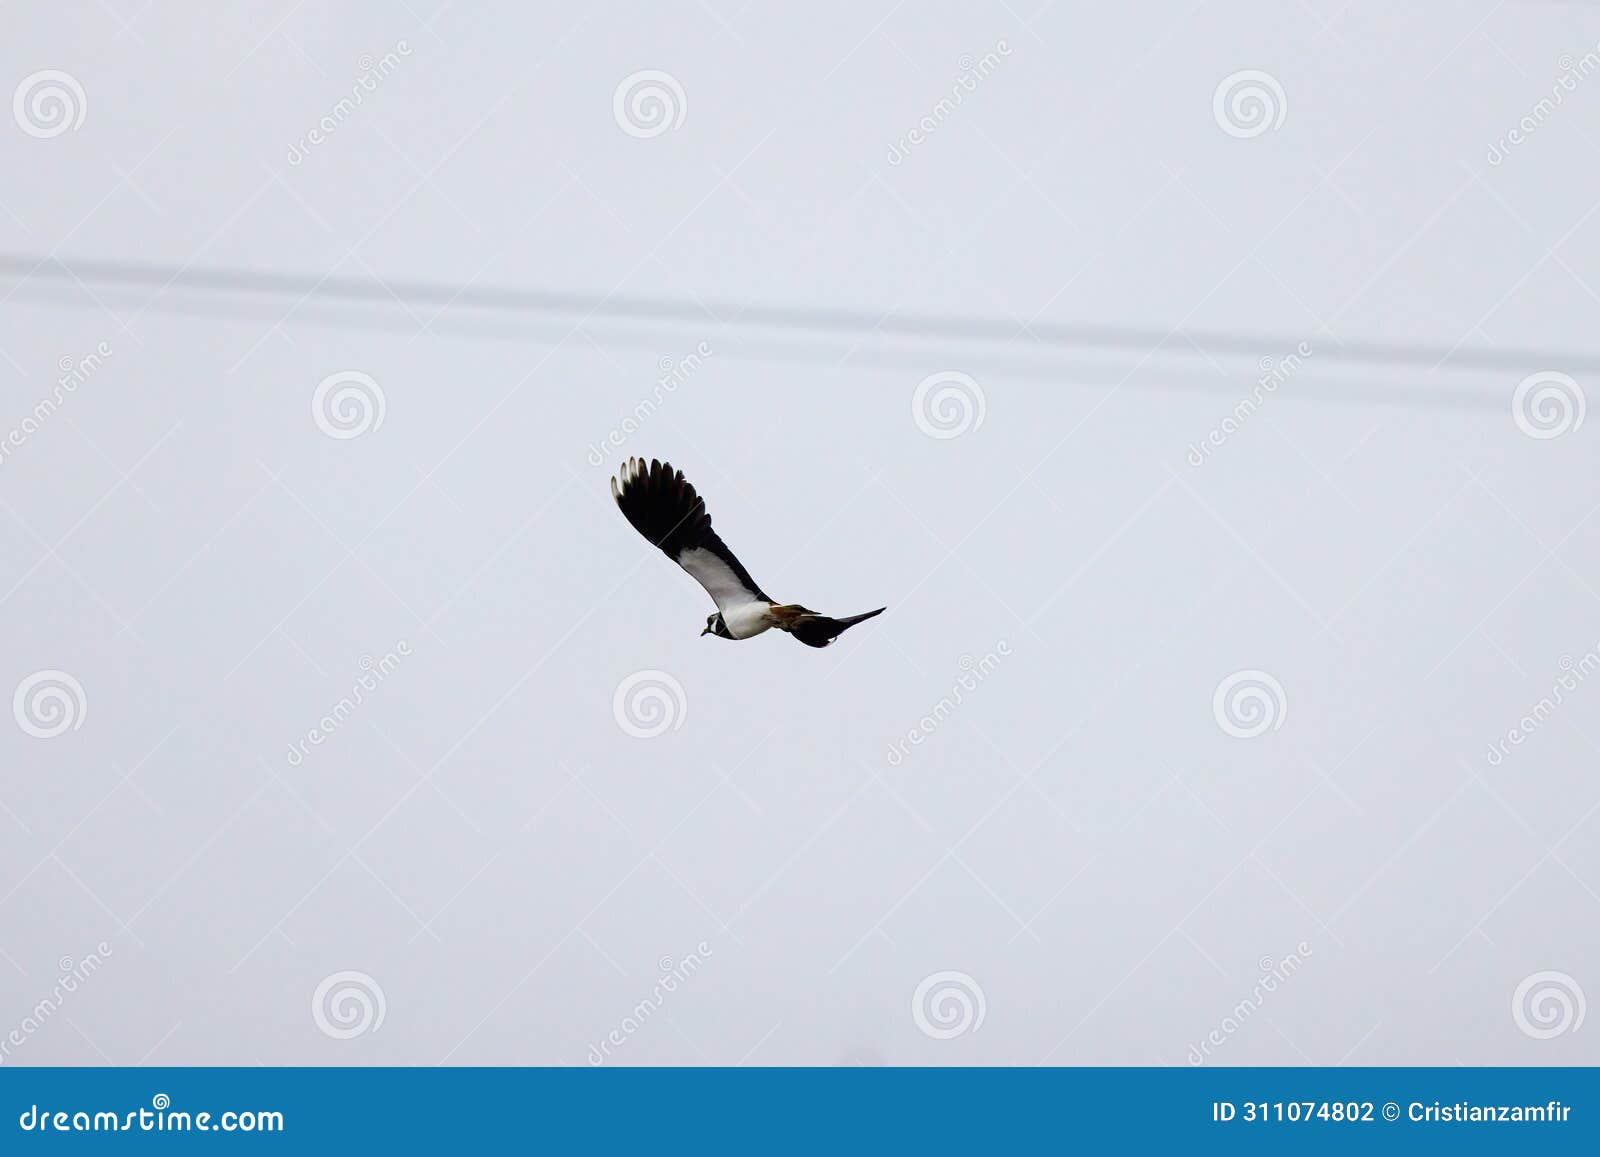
[1,253,1586,381]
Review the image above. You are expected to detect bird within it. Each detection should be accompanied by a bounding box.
[611,457,886,647]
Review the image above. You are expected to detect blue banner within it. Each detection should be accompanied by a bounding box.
[0,1067,1596,1152]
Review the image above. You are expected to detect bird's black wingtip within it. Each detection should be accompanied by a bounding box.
[611,456,677,499]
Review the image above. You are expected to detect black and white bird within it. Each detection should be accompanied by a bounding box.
[611,457,886,647]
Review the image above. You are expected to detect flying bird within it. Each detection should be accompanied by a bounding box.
[611,457,886,647]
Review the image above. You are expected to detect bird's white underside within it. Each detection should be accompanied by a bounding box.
[677,547,774,638]
[720,602,776,639]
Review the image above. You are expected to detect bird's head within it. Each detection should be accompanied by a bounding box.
[702,613,723,638]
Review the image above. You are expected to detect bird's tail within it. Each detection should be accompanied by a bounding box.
[774,605,886,648]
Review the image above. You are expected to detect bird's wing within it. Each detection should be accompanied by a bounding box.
[611,457,772,613]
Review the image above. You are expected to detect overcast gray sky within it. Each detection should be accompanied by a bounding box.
[0,1,1596,1066]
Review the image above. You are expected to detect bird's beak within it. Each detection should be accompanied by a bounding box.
[700,626,712,636]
